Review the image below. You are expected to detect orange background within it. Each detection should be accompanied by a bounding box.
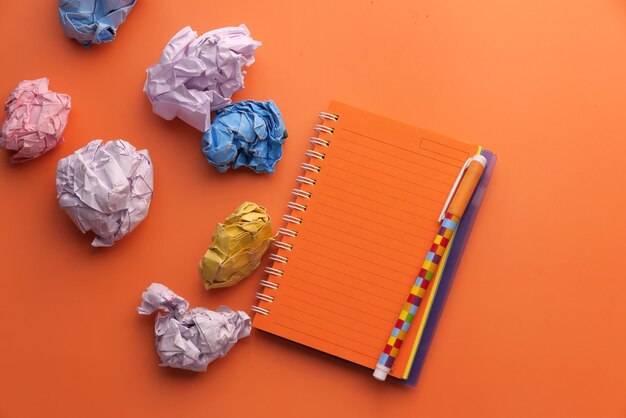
[0,1,625,417]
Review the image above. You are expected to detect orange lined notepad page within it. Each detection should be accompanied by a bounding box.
[253,101,479,378]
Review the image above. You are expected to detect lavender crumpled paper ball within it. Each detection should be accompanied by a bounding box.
[0,78,71,163]
[58,0,137,47]
[138,283,251,372]
[201,100,287,174]
[143,25,261,132]
[56,139,154,247]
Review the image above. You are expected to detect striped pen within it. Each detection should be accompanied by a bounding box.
[373,154,487,381]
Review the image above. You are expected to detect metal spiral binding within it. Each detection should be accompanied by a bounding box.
[273,241,293,251]
[269,254,288,263]
[310,137,330,147]
[301,163,321,173]
[253,110,338,317]
[283,215,302,224]
[305,150,325,160]
[264,267,284,276]
[314,124,334,134]
[287,202,307,212]
[292,189,312,199]
[277,227,297,237]
[260,279,279,290]
[296,175,316,186]
[256,292,274,303]
[251,306,270,315]
[319,112,339,121]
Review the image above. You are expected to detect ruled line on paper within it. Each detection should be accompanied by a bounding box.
[297,221,420,266]
[312,200,434,247]
[304,218,427,259]
[316,191,439,235]
[293,257,415,296]
[293,245,416,287]
[419,137,471,162]
[270,305,384,351]
[307,210,432,251]
[340,127,468,166]
[323,162,445,207]
[329,152,452,194]
[321,176,442,217]
[331,139,459,179]
[282,281,397,325]
[270,321,379,360]
[281,298,389,340]
[299,236,416,278]
[288,263,406,305]
[280,291,392,339]
[324,184,443,219]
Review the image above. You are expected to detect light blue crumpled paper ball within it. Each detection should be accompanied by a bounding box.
[58,0,137,47]
[201,100,287,174]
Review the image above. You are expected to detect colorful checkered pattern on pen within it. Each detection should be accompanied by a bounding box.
[377,213,461,370]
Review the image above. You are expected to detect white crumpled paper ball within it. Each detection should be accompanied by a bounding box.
[138,283,251,372]
[143,24,261,132]
[56,139,154,247]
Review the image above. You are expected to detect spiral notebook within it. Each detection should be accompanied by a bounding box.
[252,101,495,383]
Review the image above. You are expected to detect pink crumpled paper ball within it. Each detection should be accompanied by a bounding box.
[0,78,71,163]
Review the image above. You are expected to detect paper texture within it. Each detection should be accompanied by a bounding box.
[138,283,251,372]
[0,78,71,163]
[200,202,273,289]
[252,101,480,379]
[144,25,261,132]
[56,139,154,247]
[58,0,137,47]
[201,100,287,174]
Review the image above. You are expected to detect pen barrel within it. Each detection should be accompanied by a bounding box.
[448,160,485,218]
[374,155,487,381]
[374,212,461,381]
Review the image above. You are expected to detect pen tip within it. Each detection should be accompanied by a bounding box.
[373,365,389,381]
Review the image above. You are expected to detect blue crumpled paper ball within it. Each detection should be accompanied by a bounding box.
[201,100,287,174]
[58,0,137,47]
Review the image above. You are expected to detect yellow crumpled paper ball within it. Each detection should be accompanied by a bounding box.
[199,202,273,289]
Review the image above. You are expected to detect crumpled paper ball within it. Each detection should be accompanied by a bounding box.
[199,202,273,289]
[201,100,287,174]
[58,0,137,47]
[138,283,251,372]
[0,78,71,163]
[144,25,261,132]
[56,139,154,247]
